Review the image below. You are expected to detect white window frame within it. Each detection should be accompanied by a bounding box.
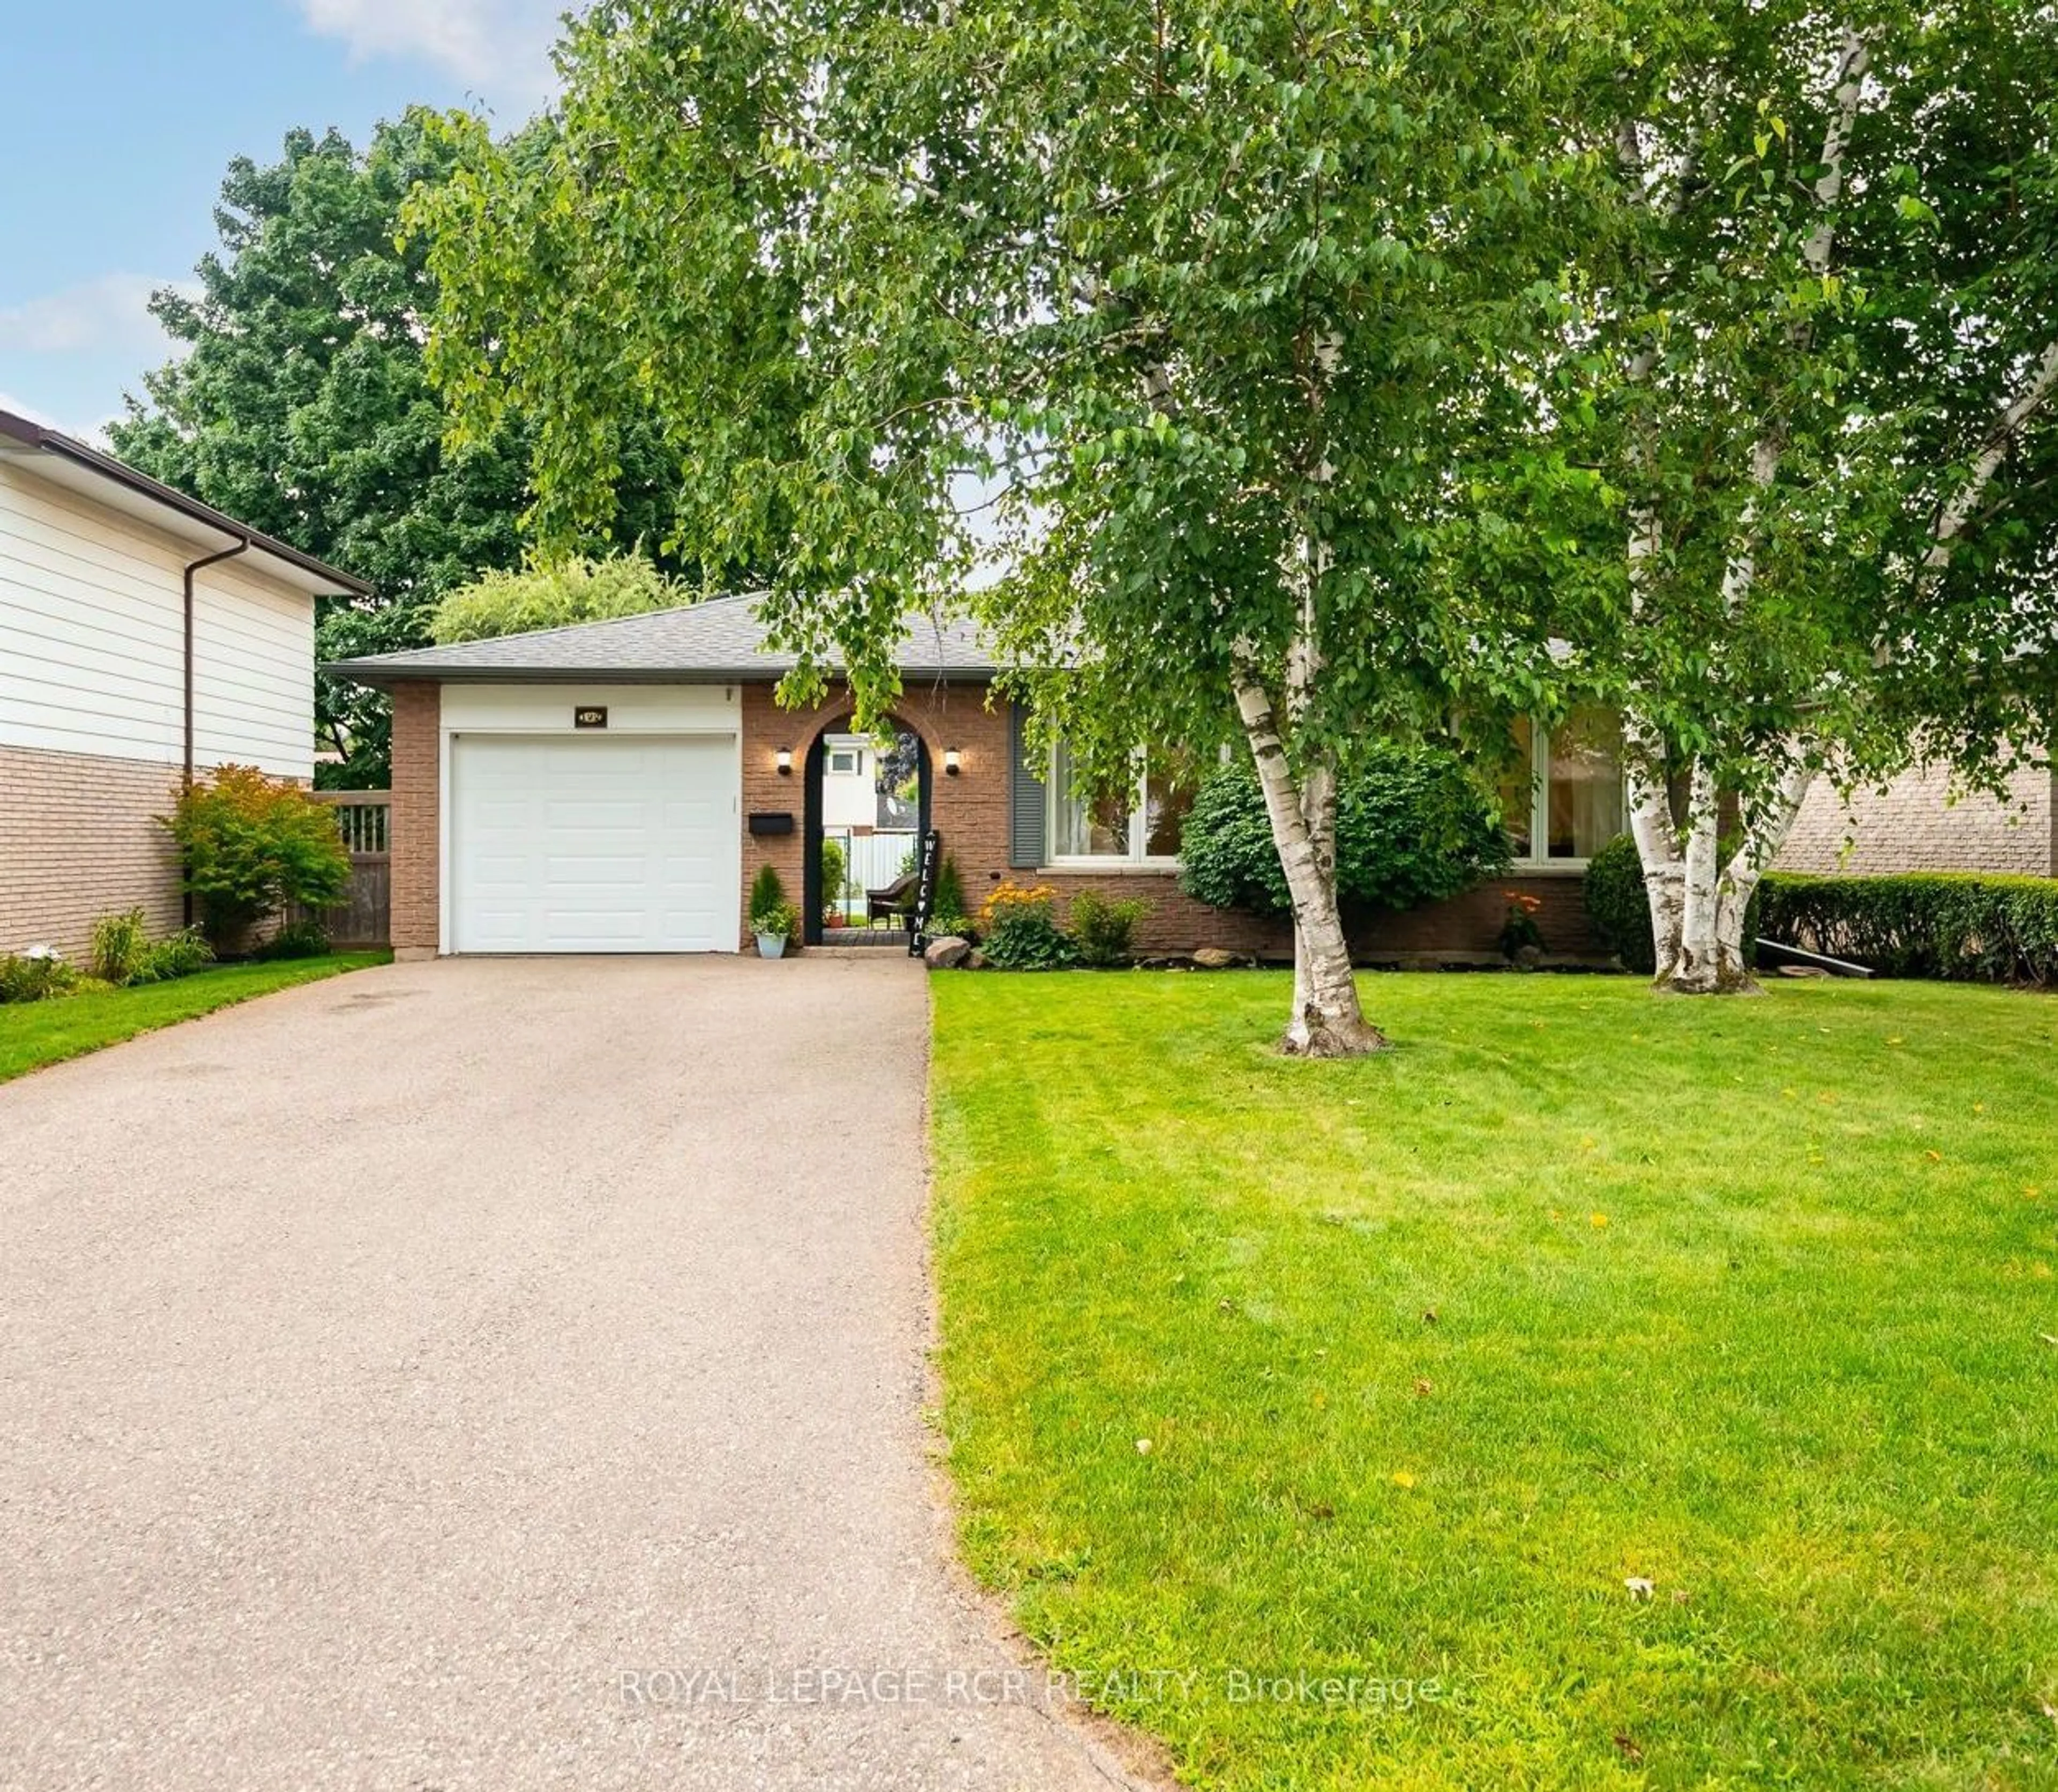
[1047,744,1185,868]
[826,746,860,777]
[1506,712,1627,872]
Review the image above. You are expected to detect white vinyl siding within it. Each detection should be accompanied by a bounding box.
[0,463,315,777]
[192,561,317,776]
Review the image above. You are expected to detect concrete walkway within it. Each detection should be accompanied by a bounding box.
[0,958,1140,1791]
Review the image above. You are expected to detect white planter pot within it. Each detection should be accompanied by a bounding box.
[756,932,788,960]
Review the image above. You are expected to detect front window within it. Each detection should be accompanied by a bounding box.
[1502,707,1625,865]
[1049,744,1198,865]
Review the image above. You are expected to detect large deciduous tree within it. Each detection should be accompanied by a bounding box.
[1576,1,2058,992]
[110,118,680,785]
[415,0,1597,1053]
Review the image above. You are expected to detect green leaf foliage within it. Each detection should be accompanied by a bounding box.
[108,118,688,785]
[1558,2,2058,814]
[410,0,1601,767]
[1582,834,1657,976]
[1066,889,1151,968]
[162,767,351,943]
[429,552,695,643]
[1759,872,2058,983]
[1180,748,1511,918]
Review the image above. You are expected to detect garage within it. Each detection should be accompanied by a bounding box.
[449,733,738,953]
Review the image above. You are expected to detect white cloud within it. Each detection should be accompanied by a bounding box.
[298,0,566,105]
[0,273,188,358]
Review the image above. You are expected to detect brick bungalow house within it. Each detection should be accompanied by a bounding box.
[0,408,370,959]
[326,596,1622,962]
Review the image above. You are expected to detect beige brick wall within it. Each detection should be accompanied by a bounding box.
[389,682,442,955]
[0,743,185,961]
[1777,761,2056,877]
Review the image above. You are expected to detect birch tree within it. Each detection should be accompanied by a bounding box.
[1580,1,2058,991]
[412,0,1597,1055]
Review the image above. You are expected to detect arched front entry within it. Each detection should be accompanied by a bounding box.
[800,718,932,947]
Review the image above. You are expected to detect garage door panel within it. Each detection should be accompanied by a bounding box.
[452,734,736,953]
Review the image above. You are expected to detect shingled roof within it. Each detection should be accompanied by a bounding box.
[323,592,998,684]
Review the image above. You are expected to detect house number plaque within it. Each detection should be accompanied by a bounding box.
[574,706,609,729]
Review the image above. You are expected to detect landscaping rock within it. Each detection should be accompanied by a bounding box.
[924,935,972,970]
[1191,947,1243,970]
[964,950,988,970]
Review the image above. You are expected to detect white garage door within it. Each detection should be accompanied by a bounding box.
[450,734,737,953]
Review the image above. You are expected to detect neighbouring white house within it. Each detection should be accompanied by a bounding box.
[819,732,880,831]
[0,407,370,960]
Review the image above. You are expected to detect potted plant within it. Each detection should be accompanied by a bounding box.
[754,901,799,959]
[1497,891,1547,967]
[749,864,799,958]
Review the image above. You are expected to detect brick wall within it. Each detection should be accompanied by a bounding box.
[1777,761,2056,877]
[388,682,441,957]
[0,743,185,961]
[741,686,1604,962]
[1034,868,1599,963]
[389,674,1607,963]
[740,681,1008,948]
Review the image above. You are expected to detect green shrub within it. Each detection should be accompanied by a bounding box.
[90,908,151,984]
[979,882,1079,970]
[1757,872,2058,983]
[1068,889,1150,967]
[748,864,801,945]
[163,766,350,945]
[934,854,967,923]
[928,913,978,944]
[1584,835,1656,975]
[749,863,787,929]
[257,919,332,961]
[428,552,690,644]
[129,929,215,985]
[88,910,218,985]
[819,837,848,913]
[0,950,77,1004]
[1179,745,1510,918]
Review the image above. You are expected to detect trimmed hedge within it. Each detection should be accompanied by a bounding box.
[1758,872,2058,984]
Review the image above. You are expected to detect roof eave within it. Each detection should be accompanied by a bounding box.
[0,407,374,597]
[321,661,998,686]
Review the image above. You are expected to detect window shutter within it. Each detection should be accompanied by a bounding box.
[1009,701,1046,868]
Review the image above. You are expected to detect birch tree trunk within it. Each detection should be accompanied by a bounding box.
[1231,666,1386,1057]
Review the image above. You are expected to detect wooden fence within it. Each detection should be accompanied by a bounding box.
[297,791,391,947]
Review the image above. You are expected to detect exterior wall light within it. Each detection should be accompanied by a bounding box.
[943,748,963,777]
[776,748,793,776]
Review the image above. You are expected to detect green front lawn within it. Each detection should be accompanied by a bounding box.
[0,952,390,1083]
[931,973,2058,1789]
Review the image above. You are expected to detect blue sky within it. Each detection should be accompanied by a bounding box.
[0,1,565,439]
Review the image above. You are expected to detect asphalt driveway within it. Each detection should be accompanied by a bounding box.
[0,957,1140,1791]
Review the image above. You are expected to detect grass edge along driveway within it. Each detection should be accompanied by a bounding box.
[0,952,390,1083]
[930,971,2058,1790]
